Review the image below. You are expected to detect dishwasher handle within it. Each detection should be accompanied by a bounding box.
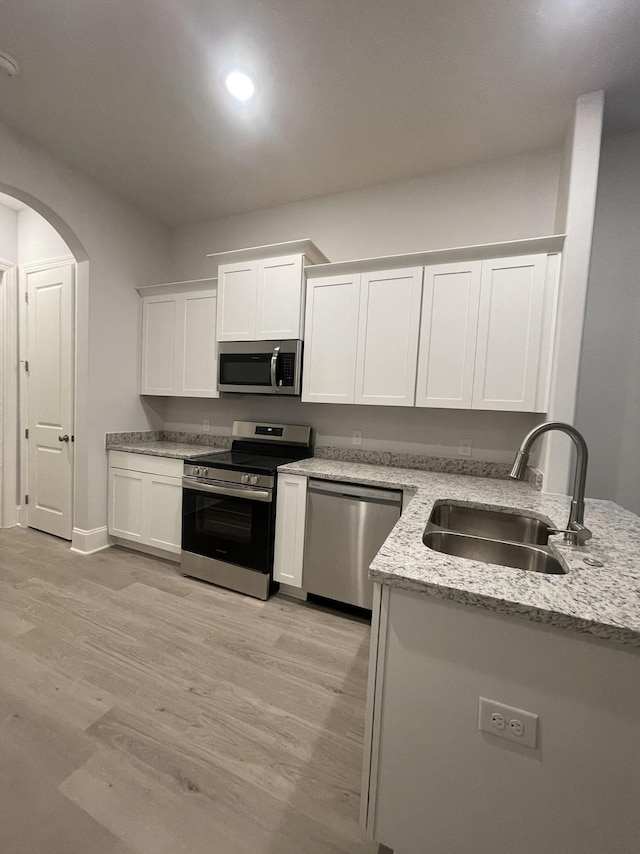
[307,478,403,507]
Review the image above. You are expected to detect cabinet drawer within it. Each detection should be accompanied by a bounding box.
[108,451,183,478]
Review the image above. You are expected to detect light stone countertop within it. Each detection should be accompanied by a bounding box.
[106,430,231,460]
[279,457,640,647]
[106,440,228,460]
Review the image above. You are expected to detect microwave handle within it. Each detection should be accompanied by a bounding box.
[270,345,280,391]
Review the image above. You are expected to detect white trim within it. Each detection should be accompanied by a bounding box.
[70,526,110,555]
[305,234,566,278]
[19,254,75,273]
[136,278,217,297]
[206,238,329,266]
[360,582,390,838]
[0,260,18,528]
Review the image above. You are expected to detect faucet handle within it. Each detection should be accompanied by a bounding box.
[548,524,592,547]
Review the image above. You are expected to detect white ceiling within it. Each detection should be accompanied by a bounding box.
[1,1,639,227]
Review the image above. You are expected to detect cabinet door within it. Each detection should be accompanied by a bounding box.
[473,255,546,411]
[415,262,482,409]
[141,295,178,394]
[273,474,308,588]
[355,267,423,407]
[302,275,360,404]
[216,261,258,341]
[146,474,183,554]
[108,468,145,542]
[256,254,304,340]
[180,290,219,397]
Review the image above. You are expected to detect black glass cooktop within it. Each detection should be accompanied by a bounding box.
[190,449,310,475]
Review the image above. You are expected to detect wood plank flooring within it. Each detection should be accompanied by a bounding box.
[0,527,380,854]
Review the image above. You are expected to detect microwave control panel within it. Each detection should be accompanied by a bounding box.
[279,353,296,387]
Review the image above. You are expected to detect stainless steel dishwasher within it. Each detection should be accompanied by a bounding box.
[303,479,403,609]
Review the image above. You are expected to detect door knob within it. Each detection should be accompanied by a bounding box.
[58,434,70,443]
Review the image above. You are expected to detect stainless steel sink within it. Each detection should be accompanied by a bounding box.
[429,502,550,545]
[423,530,566,575]
[423,501,567,575]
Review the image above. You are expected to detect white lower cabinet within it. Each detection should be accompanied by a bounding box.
[108,452,182,558]
[273,473,308,588]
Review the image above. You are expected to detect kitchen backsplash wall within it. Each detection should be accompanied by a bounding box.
[146,395,543,466]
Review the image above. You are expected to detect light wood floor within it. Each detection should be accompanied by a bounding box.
[0,527,381,854]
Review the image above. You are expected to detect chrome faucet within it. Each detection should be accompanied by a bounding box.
[509,421,592,546]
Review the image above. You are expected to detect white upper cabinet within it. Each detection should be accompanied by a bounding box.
[472,254,547,411]
[355,267,423,406]
[256,254,305,339]
[216,261,259,341]
[139,280,218,398]
[141,294,177,395]
[303,252,557,413]
[416,261,482,409]
[217,253,308,342]
[302,274,361,404]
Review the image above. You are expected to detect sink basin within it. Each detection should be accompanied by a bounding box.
[423,530,566,575]
[429,502,550,545]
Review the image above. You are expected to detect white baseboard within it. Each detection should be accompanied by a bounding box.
[70,526,110,555]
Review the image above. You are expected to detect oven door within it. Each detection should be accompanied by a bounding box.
[181,479,274,573]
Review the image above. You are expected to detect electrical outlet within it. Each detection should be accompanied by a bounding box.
[203,419,210,433]
[459,438,473,457]
[352,430,362,446]
[478,697,538,749]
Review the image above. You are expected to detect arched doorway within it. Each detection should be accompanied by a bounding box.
[0,186,89,540]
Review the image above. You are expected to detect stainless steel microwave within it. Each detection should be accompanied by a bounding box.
[217,340,303,395]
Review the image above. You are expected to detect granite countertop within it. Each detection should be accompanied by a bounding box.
[106,430,231,460]
[279,458,640,647]
[107,440,227,460]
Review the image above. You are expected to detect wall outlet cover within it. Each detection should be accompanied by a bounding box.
[478,697,538,749]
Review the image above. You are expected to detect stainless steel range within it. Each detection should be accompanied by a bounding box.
[181,420,313,600]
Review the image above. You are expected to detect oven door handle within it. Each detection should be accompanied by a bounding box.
[182,477,272,503]
[270,344,280,391]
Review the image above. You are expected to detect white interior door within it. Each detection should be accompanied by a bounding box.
[26,262,75,539]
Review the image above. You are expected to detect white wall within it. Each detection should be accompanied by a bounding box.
[0,119,170,537]
[575,130,640,514]
[151,395,541,464]
[540,92,604,495]
[0,203,18,264]
[18,206,72,265]
[164,148,560,464]
[171,149,561,279]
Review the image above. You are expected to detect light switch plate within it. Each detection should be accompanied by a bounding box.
[478,697,538,749]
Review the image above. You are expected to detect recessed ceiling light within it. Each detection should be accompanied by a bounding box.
[0,51,19,78]
[225,71,255,102]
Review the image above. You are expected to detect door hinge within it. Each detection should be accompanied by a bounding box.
[24,360,29,373]
[24,291,28,303]
[24,495,29,505]
[25,428,28,439]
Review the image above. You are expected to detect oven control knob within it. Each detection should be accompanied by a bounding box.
[248,475,259,485]
[191,466,200,477]
[241,474,250,484]
[201,468,208,478]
